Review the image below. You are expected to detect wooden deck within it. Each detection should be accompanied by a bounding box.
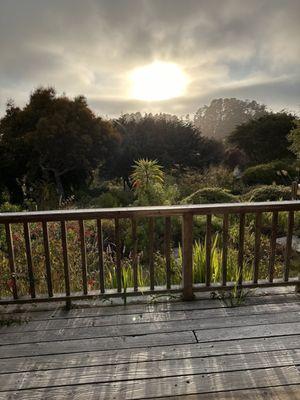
[0,287,299,399]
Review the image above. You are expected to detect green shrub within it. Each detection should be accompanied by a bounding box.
[182,187,238,204]
[242,161,297,186]
[243,185,291,202]
[177,166,235,197]
[0,202,22,213]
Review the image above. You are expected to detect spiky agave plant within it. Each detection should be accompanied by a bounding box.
[131,158,164,205]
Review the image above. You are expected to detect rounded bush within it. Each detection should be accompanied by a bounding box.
[243,185,291,202]
[182,187,238,204]
[242,161,297,186]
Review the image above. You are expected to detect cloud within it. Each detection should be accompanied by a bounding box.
[0,0,299,116]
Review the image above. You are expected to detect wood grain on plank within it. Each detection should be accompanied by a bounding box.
[0,350,296,391]
[0,331,196,359]
[0,335,299,374]
[157,385,300,400]
[195,321,300,343]
[0,366,299,400]
[1,301,299,334]
[1,311,299,345]
[1,292,298,323]
[2,201,300,223]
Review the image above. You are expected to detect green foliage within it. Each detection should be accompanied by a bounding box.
[91,192,121,208]
[182,187,238,204]
[177,166,235,198]
[243,185,291,202]
[131,159,164,192]
[212,286,252,307]
[288,119,300,158]
[242,161,298,186]
[0,88,120,207]
[0,315,29,327]
[228,112,297,164]
[130,159,178,206]
[110,113,224,181]
[0,201,22,213]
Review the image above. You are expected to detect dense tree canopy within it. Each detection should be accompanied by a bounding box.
[288,120,300,159]
[109,113,224,183]
[194,98,267,140]
[227,112,297,164]
[0,88,120,205]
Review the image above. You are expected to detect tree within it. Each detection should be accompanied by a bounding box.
[0,88,120,206]
[227,113,297,164]
[224,147,248,169]
[288,120,300,159]
[194,98,267,140]
[131,159,164,205]
[130,158,178,205]
[109,113,224,184]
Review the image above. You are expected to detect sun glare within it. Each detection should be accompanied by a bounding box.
[130,61,187,101]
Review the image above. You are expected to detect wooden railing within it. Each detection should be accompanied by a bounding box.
[0,201,299,306]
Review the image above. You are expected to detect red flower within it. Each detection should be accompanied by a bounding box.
[88,278,95,288]
[12,233,21,242]
[7,278,15,290]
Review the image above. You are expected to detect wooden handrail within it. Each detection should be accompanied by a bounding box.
[0,200,299,305]
[1,201,300,222]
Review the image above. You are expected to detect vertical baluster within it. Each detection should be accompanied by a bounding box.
[96,219,105,293]
[132,218,138,292]
[115,218,122,292]
[291,181,298,200]
[79,220,88,295]
[23,222,35,298]
[268,211,278,283]
[4,223,18,299]
[205,214,212,287]
[222,214,229,286]
[284,211,294,282]
[182,213,194,300]
[148,218,155,291]
[42,221,53,297]
[237,213,245,286]
[61,221,71,308]
[165,217,171,289]
[253,212,262,284]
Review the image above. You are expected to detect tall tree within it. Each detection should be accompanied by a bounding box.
[194,98,267,140]
[109,113,224,184]
[0,88,120,205]
[228,112,297,164]
[288,120,300,159]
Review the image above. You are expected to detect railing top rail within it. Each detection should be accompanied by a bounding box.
[1,201,300,223]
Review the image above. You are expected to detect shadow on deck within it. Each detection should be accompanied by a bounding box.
[0,287,299,399]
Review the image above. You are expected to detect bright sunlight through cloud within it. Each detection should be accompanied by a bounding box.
[130,61,188,101]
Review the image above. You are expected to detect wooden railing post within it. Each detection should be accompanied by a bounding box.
[296,280,300,294]
[291,181,298,200]
[289,186,299,292]
[182,213,194,301]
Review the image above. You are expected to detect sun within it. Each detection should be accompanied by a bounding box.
[130,61,187,101]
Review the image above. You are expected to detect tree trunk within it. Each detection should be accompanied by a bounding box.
[54,171,65,205]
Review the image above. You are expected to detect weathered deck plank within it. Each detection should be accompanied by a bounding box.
[1,310,299,345]
[0,331,196,359]
[0,366,299,400]
[1,301,299,333]
[0,350,298,391]
[0,335,299,374]
[158,385,300,400]
[0,289,299,399]
[1,291,298,323]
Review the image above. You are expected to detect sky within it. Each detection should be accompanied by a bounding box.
[0,0,299,118]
